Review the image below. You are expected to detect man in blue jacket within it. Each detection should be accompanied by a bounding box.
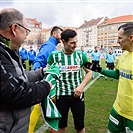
[32,26,63,69]
[29,26,63,133]
[27,45,36,70]
[19,45,28,69]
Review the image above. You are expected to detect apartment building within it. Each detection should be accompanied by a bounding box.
[77,17,106,50]
[24,18,42,49]
[97,15,133,49]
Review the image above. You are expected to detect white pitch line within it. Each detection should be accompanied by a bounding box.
[84,76,98,92]
[34,123,49,133]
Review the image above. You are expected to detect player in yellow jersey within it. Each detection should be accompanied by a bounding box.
[83,22,133,133]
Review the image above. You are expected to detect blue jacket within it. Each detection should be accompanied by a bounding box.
[28,50,36,61]
[19,48,28,60]
[32,36,59,69]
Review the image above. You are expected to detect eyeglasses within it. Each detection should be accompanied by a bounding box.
[16,23,31,36]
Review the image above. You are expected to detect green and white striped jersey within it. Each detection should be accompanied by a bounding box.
[47,50,89,96]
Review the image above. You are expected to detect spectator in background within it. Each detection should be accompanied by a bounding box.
[36,45,40,55]
[0,8,51,133]
[90,46,101,79]
[19,44,28,69]
[105,48,116,81]
[28,45,36,70]
[29,26,63,133]
[80,45,88,57]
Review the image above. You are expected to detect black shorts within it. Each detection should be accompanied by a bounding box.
[22,59,26,64]
[107,63,114,70]
[92,60,100,67]
[56,93,85,130]
[29,60,34,66]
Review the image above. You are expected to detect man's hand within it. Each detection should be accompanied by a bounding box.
[83,62,102,73]
[74,85,84,98]
[43,66,48,73]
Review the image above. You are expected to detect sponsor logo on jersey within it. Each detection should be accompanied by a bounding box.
[60,65,80,72]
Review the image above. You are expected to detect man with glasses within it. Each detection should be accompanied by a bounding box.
[0,8,51,133]
[16,22,31,36]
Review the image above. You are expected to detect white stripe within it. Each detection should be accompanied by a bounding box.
[68,53,74,95]
[57,52,62,96]
[53,53,56,63]
[61,53,68,95]
[45,74,51,81]
[126,127,133,133]
[46,98,51,117]
[109,114,119,125]
[53,102,59,117]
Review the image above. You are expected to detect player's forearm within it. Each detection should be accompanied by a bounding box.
[81,70,92,87]
[101,69,119,79]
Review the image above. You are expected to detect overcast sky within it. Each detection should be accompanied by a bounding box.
[0,0,133,28]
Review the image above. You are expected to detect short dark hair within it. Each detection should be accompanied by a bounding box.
[0,8,23,30]
[61,29,77,42]
[95,46,98,49]
[50,26,63,36]
[118,22,133,37]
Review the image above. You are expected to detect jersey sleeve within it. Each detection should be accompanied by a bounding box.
[102,69,119,79]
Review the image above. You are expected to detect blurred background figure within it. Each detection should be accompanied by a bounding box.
[90,46,101,80]
[105,48,116,81]
[28,45,36,70]
[19,44,28,69]
[80,45,88,57]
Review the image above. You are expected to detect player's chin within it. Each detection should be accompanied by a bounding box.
[121,45,125,50]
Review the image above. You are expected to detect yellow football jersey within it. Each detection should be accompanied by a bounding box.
[113,51,133,120]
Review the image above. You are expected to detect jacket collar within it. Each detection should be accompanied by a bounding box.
[48,36,59,46]
[0,34,11,47]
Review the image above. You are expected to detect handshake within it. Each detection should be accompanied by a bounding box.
[83,62,102,73]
